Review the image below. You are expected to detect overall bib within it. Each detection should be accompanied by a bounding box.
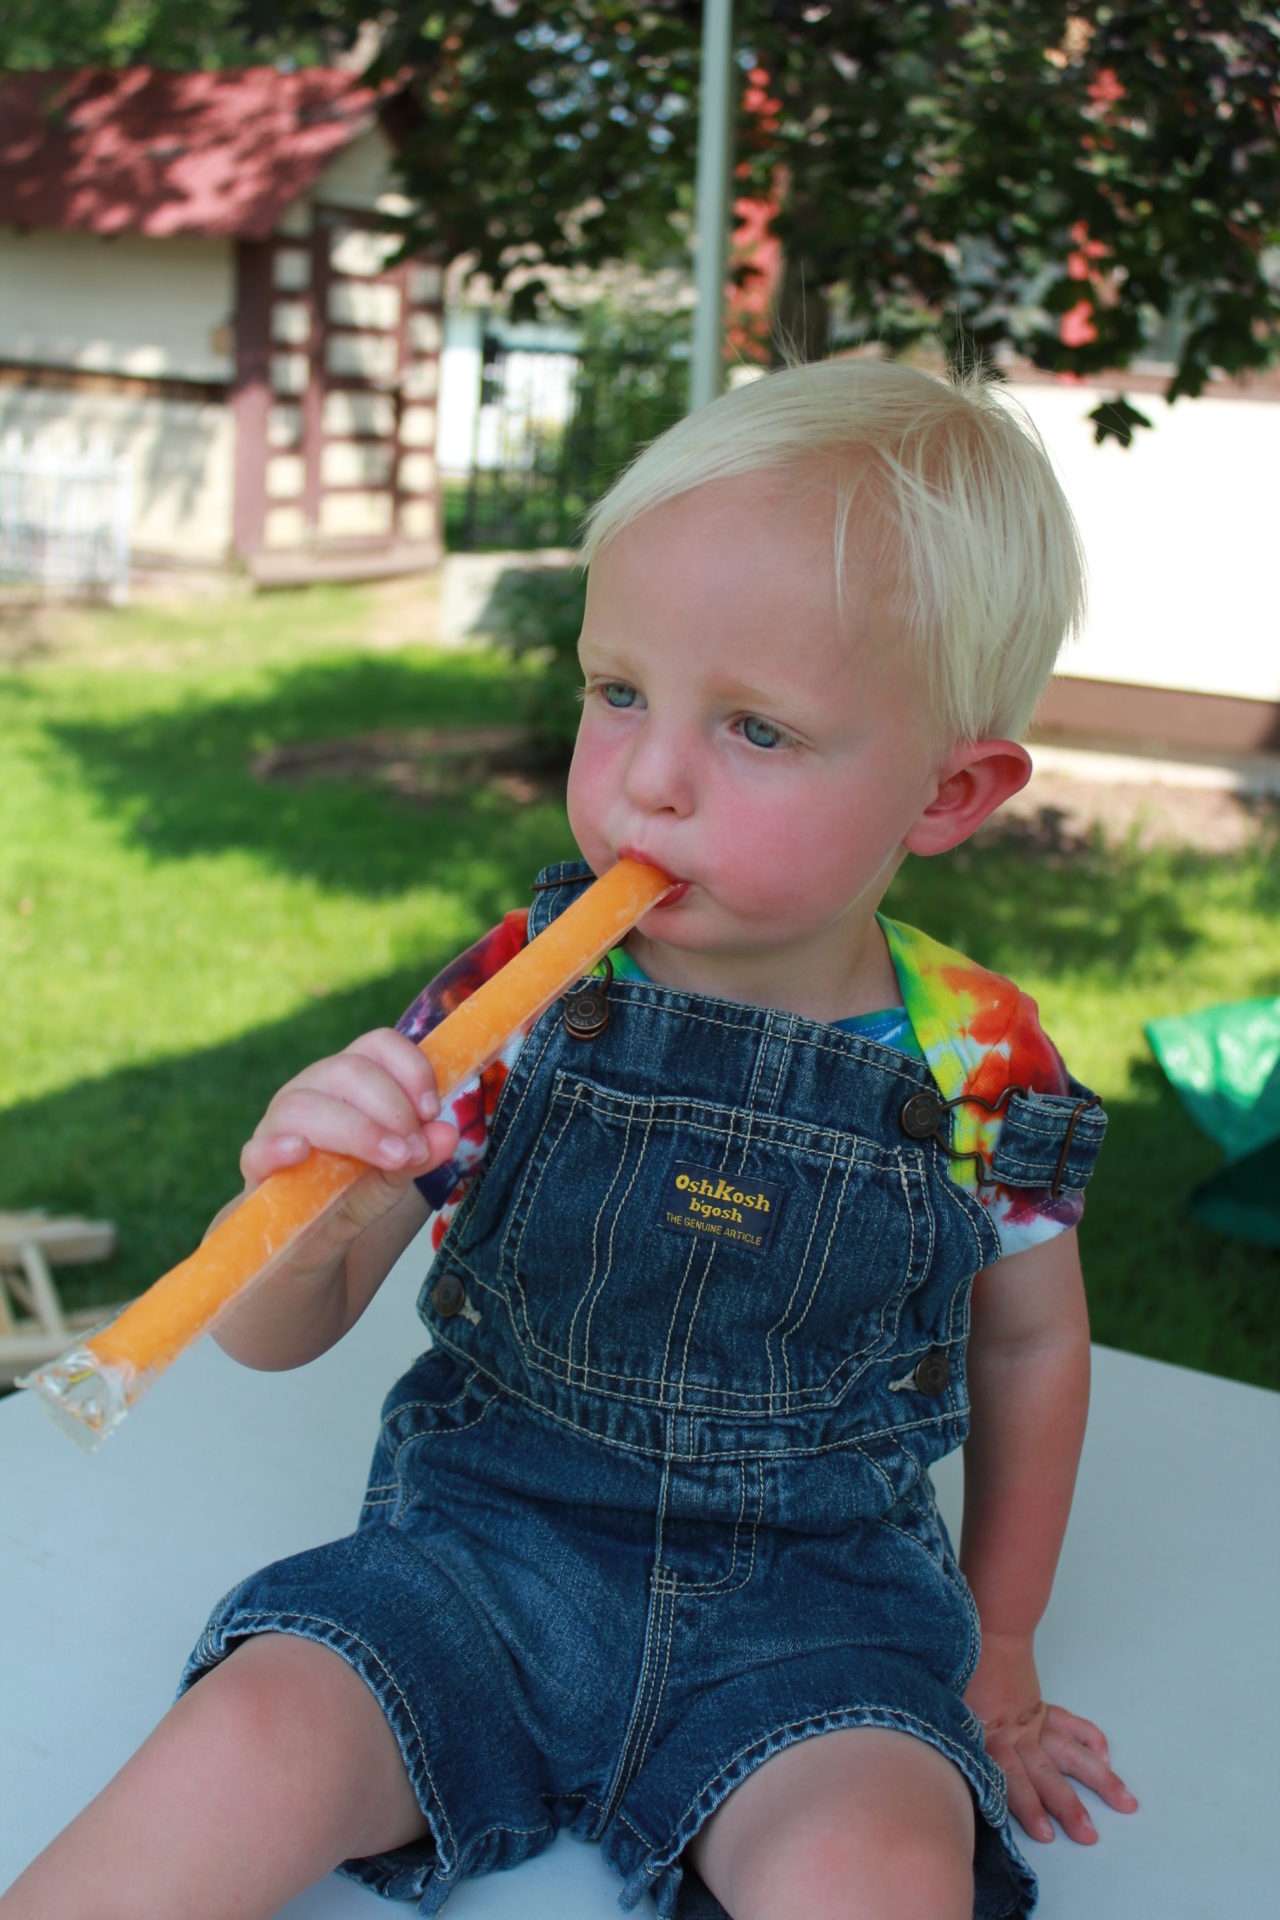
[185,863,1105,1920]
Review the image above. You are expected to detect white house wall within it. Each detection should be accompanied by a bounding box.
[0,382,234,563]
[1010,381,1279,705]
[306,124,415,219]
[0,228,234,382]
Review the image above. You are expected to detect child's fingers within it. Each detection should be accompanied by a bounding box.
[245,1086,433,1182]
[264,1035,440,1139]
[1017,1741,1097,1845]
[997,1750,1054,1845]
[1043,1704,1110,1757]
[239,1130,313,1188]
[1041,1724,1138,1815]
[341,1027,444,1118]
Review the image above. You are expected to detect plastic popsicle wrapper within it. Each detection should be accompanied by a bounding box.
[20,859,673,1450]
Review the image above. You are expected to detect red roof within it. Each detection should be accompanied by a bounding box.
[0,68,413,240]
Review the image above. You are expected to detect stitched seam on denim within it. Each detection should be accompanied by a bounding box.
[462,1818,554,1847]
[614,1806,653,1849]
[672,1240,718,1412]
[426,1340,963,1463]
[673,1103,754,1409]
[588,993,939,1082]
[932,1141,1000,1271]
[628,1575,678,1787]
[546,1077,913,1165]
[391,1394,497,1481]
[209,1609,457,1854]
[679,1461,765,1596]
[379,1368,480,1436]
[471,1313,911,1407]
[599,1485,671,1833]
[505,1081,579,1364]
[771,1146,849,1411]
[853,1442,898,1507]
[769,1014,793,1112]
[448,1011,559,1281]
[658,1235,704,1405]
[990,1156,1091,1186]
[1000,1105,1105,1136]
[597,1568,678,1836]
[676,1460,746,1595]
[563,1078,604,1373]
[582,1096,655,1381]
[639,1703,1007,1871]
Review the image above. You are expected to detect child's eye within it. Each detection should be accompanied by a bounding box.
[739,714,789,750]
[598,681,639,710]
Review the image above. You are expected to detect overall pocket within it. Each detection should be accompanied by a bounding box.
[359,1348,495,1527]
[491,1072,934,1416]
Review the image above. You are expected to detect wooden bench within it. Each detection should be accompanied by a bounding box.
[0,1210,117,1386]
[2,1232,1276,1916]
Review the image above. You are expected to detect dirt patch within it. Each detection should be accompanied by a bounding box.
[251,725,567,807]
[983,770,1278,857]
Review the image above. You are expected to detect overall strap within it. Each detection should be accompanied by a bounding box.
[528,859,598,939]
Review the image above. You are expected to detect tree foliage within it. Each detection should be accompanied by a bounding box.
[5,2,1277,440]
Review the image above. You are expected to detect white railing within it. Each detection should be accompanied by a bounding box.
[0,437,132,602]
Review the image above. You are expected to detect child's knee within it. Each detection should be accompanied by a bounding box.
[689,1729,976,1920]
[730,1806,973,1920]
[180,1632,427,1853]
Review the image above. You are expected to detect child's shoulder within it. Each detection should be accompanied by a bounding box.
[397,910,530,1043]
[878,914,1073,1102]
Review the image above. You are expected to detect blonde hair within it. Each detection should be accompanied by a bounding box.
[580,358,1086,743]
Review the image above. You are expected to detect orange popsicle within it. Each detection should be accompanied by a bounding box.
[21,859,672,1448]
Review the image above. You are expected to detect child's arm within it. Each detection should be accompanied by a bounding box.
[209,1027,457,1372]
[961,1227,1139,1843]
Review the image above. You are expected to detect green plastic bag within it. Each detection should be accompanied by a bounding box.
[1146,997,1280,1248]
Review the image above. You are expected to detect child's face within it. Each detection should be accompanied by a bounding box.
[567,474,946,1005]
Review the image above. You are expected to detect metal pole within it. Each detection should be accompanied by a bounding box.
[689,0,735,413]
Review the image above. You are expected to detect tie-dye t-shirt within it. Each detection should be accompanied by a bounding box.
[398,910,1085,1265]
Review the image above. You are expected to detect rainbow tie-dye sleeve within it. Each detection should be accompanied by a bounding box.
[880,915,1089,1258]
[396,909,531,1253]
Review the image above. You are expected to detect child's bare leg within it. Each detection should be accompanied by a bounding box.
[687,1726,976,1920]
[0,1634,429,1920]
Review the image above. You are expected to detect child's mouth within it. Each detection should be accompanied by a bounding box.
[615,848,688,904]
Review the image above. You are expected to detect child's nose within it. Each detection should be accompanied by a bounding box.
[622,718,696,816]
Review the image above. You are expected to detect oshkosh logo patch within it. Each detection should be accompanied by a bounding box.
[660,1161,782,1254]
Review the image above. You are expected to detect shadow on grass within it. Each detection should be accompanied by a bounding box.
[886,816,1280,988]
[0,960,478,1321]
[43,652,575,899]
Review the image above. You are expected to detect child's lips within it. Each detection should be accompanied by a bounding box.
[615,848,689,904]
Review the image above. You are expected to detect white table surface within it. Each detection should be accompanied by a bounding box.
[3,1234,1278,1917]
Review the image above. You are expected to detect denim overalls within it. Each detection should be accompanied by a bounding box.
[184,862,1105,1920]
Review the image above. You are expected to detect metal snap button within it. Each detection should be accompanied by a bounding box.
[913,1348,951,1396]
[430,1274,467,1319]
[900,1090,947,1139]
[562,955,613,1040]
[563,983,609,1039]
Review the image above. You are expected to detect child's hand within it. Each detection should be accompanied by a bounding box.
[240,1028,459,1237]
[965,1633,1138,1845]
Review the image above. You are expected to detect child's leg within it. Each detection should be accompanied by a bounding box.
[0,1633,430,1920]
[687,1725,976,1920]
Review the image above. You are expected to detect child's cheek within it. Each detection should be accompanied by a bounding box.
[565,729,614,866]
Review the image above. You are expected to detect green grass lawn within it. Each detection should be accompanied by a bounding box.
[3,586,1277,1389]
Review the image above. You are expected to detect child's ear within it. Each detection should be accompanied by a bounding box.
[903,740,1032,857]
